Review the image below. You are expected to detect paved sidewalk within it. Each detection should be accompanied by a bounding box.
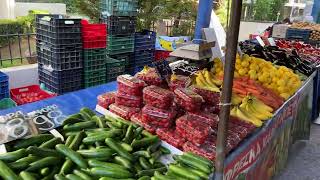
[274,124,320,180]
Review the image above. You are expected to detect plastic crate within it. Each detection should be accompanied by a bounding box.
[134,50,155,67]
[38,64,83,94]
[84,69,106,88]
[100,0,138,17]
[110,53,133,67]
[135,30,156,51]
[107,35,134,55]
[0,71,9,96]
[81,20,107,49]
[155,50,171,61]
[36,14,81,33]
[101,16,136,35]
[0,98,17,110]
[83,49,107,72]
[10,85,56,105]
[37,42,83,71]
[286,28,311,42]
[106,56,126,82]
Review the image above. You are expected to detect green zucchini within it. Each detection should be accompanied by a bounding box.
[39,137,62,149]
[90,167,133,178]
[138,176,151,180]
[82,129,122,144]
[56,144,88,169]
[88,160,127,170]
[93,116,106,128]
[26,156,60,171]
[73,169,93,180]
[59,158,74,175]
[19,171,36,180]
[77,148,114,159]
[119,142,133,152]
[65,135,76,147]
[168,165,201,180]
[0,160,20,180]
[80,107,96,117]
[139,157,152,170]
[54,174,68,180]
[131,136,159,149]
[27,146,62,158]
[63,121,96,132]
[177,155,211,174]
[114,156,132,169]
[13,134,54,149]
[62,114,84,125]
[105,138,133,161]
[41,165,59,180]
[137,167,166,177]
[0,149,27,162]
[123,125,134,144]
[69,131,85,150]
[183,152,213,168]
[65,174,83,180]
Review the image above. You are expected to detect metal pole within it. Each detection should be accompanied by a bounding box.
[215,0,242,179]
[194,0,214,44]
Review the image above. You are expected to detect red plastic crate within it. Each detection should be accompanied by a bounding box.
[155,50,170,61]
[81,20,107,49]
[10,85,56,105]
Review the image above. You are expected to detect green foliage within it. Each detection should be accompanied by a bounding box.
[215,0,228,29]
[69,0,100,22]
[0,19,24,46]
[250,0,286,21]
[136,0,165,31]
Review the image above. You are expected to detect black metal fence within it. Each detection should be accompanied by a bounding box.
[0,32,36,68]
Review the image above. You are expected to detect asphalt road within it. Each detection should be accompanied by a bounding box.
[274,124,320,180]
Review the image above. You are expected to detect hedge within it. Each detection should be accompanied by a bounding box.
[0,19,24,47]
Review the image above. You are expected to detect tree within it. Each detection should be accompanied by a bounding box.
[136,0,165,31]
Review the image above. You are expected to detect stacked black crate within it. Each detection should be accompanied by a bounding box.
[100,0,138,81]
[36,14,83,94]
[133,30,156,74]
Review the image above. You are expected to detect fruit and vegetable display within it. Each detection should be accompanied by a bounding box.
[0,108,175,180]
[97,72,259,160]
[240,41,316,76]
[213,54,303,99]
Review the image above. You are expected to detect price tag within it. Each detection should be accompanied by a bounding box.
[153,60,172,81]
[256,36,265,47]
[268,38,276,46]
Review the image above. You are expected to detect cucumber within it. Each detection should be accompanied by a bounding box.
[151,150,162,161]
[131,136,159,149]
[177,155,211,174]
[20,171,36,180]
[137,167,166,177]
[65,135,76,147]
[147,141,161,153]
[65,174,83,180]
[93,116,106,128]
[79,111,92,122]
[65,132,80,137]
[86,128,111,134]
[138,176,151,180]
[134,162,143,172]
[168,165,201,180]
[95,142,104,147]
[133,151,151,158]
[139,157,152,170]
[80,107,96,117]
[40,167,50,176]
[0,160,20,180]
[26,156,60,171]
[41,166,59,180]
[105,114,137,128]
[59,158,74,175]
[55,174,68,180]
[154,171,176,180]
[134,127,144,138]
[39,137,62,149]
[9,156,39,170]
[56,144,88,169]
[0,149,27,162]
[62,114,84,125]
[77,148,114,159]
[99,178,135,180]
[105,122,119,129]
[73,169,93,180]
[120,143,133,152]
[27,146,62,158]
[114,156,132,169]
[159,147,170,155]
[69,131,85,150]
[105,138,133,161]
[153,162,165,169]
[79,144,86,150]
[63,121,96,132]
[83,129,122,144]
[88,160,127,170]
[13,134,54,149]
[183,152,213,168]
[142,130,153,138]
[123,125,134,144]
[90,167,133,178]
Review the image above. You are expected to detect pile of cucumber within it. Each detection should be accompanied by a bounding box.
[0,107,214,180]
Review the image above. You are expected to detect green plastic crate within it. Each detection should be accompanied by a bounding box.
[84,68,106,88]
[100,0,138,17]
[83,49,107,72]
[106,35,134,55]
[0,98,17,110]
[106,56,126,82]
